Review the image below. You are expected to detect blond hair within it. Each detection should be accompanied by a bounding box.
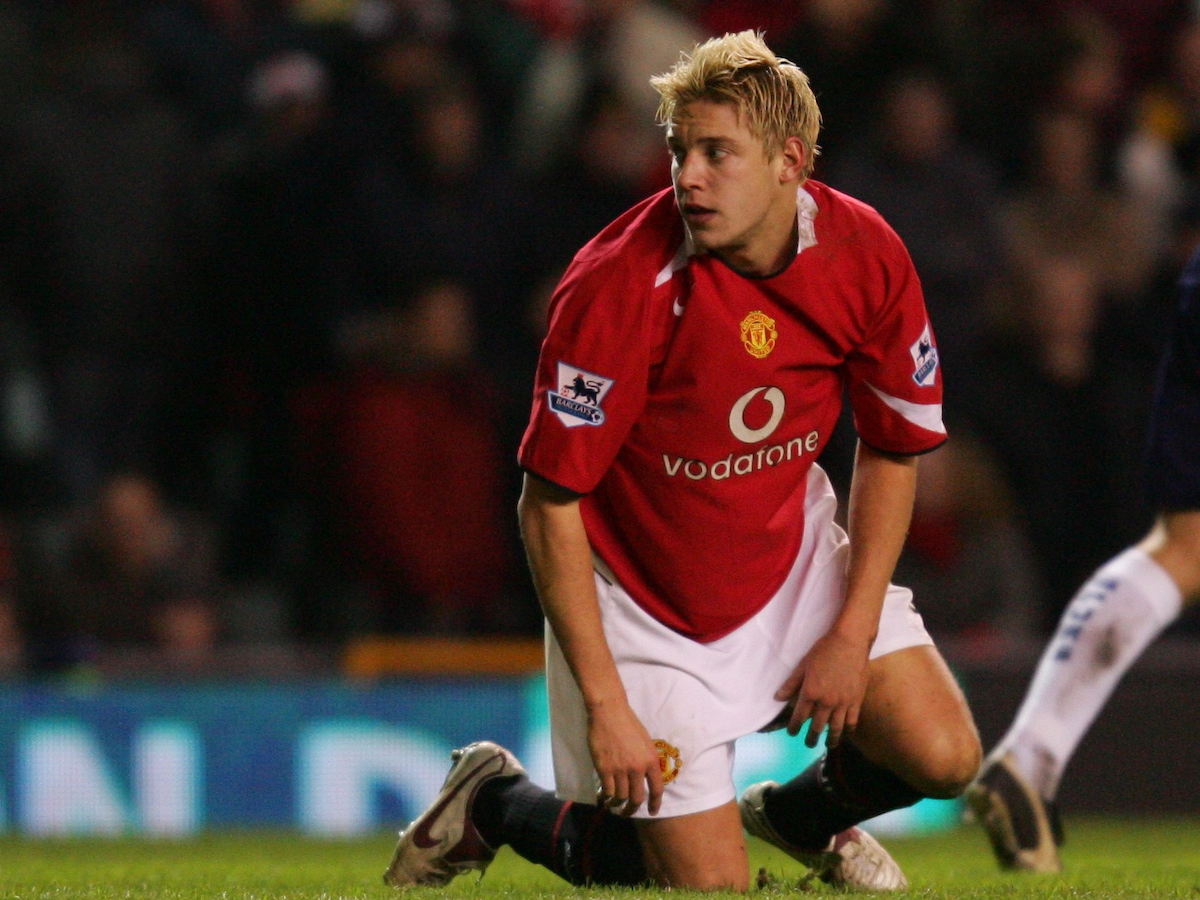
[651,31,821,177]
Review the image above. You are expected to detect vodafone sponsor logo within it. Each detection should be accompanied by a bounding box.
[662,385,820,481]
[729,386,784,442]
[662,434,819,480]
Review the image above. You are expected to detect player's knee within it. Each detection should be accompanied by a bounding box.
[637,801,749,891]
[907,728,982,799]
[646,858,749,892]
[674,870,750,892]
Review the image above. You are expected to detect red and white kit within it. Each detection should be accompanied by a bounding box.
[519,181,947,815]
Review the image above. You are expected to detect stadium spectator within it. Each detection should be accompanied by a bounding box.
[957,253,1156,631]
[1118,20,1200,252]
[507,0,702,183]
[990,0,1186,100]
[959,4,1181,189]
[776,0,924,172]
[16,471,224,669]
[525,82,659,305]
[133,0,312,138]
[203,45,348,610]
[6,10,208,505]
[350,64,540,381]
[1043,10,1127,138]
[298,276,533,637]
[826,65,1006,371]
[999,107,1156,307]
[892,438,1042,647]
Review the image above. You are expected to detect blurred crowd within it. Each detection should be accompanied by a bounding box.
[0,0,1197,676]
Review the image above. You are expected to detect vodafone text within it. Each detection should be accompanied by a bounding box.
[662,431,820,481]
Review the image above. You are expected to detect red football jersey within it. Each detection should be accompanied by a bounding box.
[519,181,946,642]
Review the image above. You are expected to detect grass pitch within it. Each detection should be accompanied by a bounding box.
[2,819,1199,899]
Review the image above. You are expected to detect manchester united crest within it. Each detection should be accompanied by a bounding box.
[654,739,683,785]
[740,311,777,359]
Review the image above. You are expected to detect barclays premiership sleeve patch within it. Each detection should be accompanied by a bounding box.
[910,323,939,387]
[548,361,615,428]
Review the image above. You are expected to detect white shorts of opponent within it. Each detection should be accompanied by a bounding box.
[546,463,932,819]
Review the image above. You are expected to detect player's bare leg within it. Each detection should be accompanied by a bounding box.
[634,801,749,891]
[852,644,982,797]
[739,645,979,890]
[1142,510,1200,601]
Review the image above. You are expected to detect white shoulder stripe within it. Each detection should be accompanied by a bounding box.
[868,384,946,435]
[797,185,819,253]
[654,241,691,287]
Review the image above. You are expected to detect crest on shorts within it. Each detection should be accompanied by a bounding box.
[548,362,615,428]
[654,739,683,785]
[910,323,939,387]
[740,311,777,359]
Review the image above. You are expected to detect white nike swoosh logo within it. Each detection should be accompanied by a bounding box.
[673,298,685,316]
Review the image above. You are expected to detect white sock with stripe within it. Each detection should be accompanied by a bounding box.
[995,546,1182,799]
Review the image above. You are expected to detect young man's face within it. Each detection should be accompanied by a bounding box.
[666,99,803,275]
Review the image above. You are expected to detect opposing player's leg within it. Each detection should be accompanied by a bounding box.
[1145,510,1200,600]
[968,510,1200,872]
[966,750,1063,873]
[741,644,979,891]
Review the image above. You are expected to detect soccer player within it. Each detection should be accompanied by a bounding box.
[967,245,1200,873]
[384,30,981,892]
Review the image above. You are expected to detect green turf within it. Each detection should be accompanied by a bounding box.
[1,819,1199,899]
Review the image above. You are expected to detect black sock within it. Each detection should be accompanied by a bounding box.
[473,775,647,886]
[763,742,924,849]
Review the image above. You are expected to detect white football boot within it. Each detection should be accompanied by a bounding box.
[966,752,1063,873]
[739,780,909,891]
[384,741,527,887]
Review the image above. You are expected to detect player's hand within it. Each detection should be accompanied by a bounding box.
[587,701,664,817]
[775,631,871,749]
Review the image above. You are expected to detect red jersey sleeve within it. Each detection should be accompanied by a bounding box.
[518,238,659,495]
[845,223,947,454]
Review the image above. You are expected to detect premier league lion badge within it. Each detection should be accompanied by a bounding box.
[910,323,939,387]
[548,362,615,428]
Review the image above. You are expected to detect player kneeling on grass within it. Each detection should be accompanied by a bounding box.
[384,30,981,892]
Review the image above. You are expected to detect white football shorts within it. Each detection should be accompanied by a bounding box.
[545,463,933,818]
